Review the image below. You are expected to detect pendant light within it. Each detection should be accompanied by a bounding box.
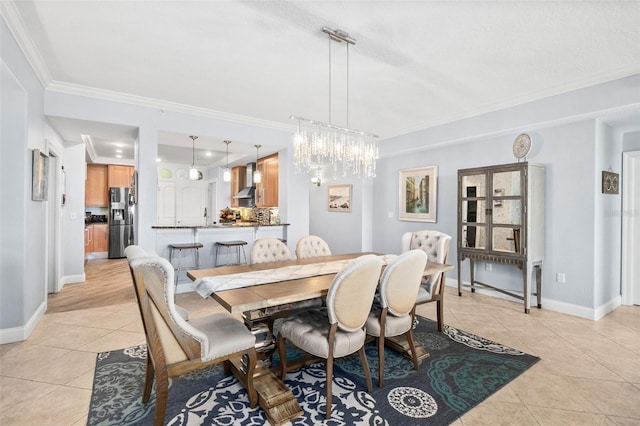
[253,144,262,184]
[223,140,232,182]
[188,135,202,180]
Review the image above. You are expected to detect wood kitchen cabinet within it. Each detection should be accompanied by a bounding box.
[85,164,108,206]
[92,224,109,252]
[230,165,246,207]
[256,153,278,207]
[84,224,109,254]
[108,165,134,188]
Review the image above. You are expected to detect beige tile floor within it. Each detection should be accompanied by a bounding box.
[1,287,639,425]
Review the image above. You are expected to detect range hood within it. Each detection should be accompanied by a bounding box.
[233,162,257,199]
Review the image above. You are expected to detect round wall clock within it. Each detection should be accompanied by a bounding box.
[513,133,532,160]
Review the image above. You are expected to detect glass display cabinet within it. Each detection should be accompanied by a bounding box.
[457,162,545,313]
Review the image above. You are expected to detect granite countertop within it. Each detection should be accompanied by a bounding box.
[152,223,289,229]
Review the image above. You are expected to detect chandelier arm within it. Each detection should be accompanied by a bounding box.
[290,116,378,138]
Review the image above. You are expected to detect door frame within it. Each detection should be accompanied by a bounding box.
[621,150,640,305]
[46,140,64,293]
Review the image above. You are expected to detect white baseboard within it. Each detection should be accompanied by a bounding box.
[0,300,47,344]
[61,274,86,286]
[445,278,622,321]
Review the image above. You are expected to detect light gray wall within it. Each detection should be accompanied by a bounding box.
[594,121,623,307]
[370,118,610,310]
[1,18,48,331]
[623,131,640,151]
[309,178,366,254]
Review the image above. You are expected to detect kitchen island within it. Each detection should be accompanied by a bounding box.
[152,223,290,291]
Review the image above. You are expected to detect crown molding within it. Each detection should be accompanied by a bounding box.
[46,80,297,134]
[388,65,640,140]
[0,1,51,87]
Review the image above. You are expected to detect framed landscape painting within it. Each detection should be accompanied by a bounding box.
[399,165,437,222]
[328,184,351,212]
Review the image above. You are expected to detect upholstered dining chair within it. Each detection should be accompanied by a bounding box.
[125,245,189,321]
[365,249,427,387]
[295,235,332,259]
[125,246,258,426]
[400,230,452,332]
[276,255,383,419]
[250,237,292,264]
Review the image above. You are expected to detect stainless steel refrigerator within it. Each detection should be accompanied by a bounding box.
[108,187,134,258]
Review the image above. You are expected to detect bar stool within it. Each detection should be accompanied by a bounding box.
[168,242,204,286]
[214,240,248,267]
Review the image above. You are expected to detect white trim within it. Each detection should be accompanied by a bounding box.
[0,1,52,87]
[386,67,640,139]
[621,150,640,305]
[0,300,46,344]
[61,273,86,285]
[445,278,621,321]
[46,81,296,134]
[379,103,640,158]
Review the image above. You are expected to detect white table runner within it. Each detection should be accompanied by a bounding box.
[193,254,398,298]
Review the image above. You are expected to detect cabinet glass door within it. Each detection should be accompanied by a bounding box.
[491,169,522,254]
[461,173,487,249]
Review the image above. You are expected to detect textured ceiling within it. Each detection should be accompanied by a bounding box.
[4,1,640,161]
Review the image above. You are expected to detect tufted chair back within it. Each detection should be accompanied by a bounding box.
[250,238,292,264]
[295,235,332,259]
[401,230,451,293]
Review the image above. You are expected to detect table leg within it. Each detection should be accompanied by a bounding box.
[236,310,302,425]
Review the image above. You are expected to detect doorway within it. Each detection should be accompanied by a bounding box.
[622,150,640,305]
[46,142,64,294]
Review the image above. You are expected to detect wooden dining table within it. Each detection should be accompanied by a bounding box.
[188,253,453,425]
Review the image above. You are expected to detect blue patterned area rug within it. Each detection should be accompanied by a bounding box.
[88,317,539,425]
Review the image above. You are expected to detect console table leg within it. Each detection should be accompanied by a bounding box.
[470,259,476,293]
[535,264,542,308]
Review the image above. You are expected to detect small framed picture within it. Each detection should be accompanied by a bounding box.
[32,149,49,201]
[328,184,351,212]
[399,165,437,222]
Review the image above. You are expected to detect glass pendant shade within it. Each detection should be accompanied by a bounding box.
[222,140,232,182]
[189,166,200,180]
[253,144,262,183]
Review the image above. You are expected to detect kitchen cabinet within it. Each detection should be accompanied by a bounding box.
[256,153,278,207]
[85,164,108,206]
[108,165,134,188]
[157,181,177,226]
[230,165,246,208]
[457,161,544,313]
[92,224,109,252]
[84,224,109,254]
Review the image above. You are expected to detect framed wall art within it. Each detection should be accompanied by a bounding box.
[399,165,437,222]
[328,184,351,212]
[32,149,49,201]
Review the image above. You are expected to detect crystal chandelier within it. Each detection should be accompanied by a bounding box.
[291,27,378,179]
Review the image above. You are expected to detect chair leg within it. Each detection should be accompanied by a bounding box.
[142,354,155,403]
[436,298,444,332]
[358,345,373,393]
[405,329,420,370]
[377,336,385,388]
[152,366,169,426]
[325,355,334,420]
[277,333,288,379]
